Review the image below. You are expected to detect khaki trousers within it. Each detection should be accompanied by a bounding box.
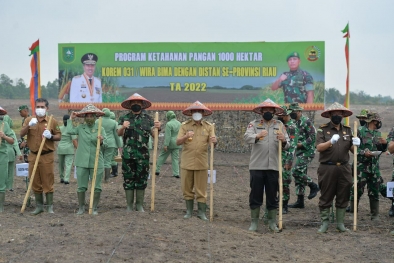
[28,152,54,194]
[181,169,208,203]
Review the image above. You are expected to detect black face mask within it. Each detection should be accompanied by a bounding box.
[376,121,382,129]
[263,112,273,121]
[359,120,366,126]
[131,104,142,112]
[63,121,67,127]
[331,115,343,125]
[290,112,298,120]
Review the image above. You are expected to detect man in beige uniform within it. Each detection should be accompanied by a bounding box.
[176,101,217,221]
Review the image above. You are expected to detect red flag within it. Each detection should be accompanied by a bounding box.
[29,39,41,113]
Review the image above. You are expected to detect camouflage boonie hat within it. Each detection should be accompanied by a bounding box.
[276,105,292,116]
[75,104,105,117]
[0,106,7,115]
[182,101,212,116]
[18,105,28,111]
[286,51,300,61]
[321,102,352,118]
[121,93,152,110]
[253,98,284,115]
[288,102,304,111]
[365,112,382,123]
[355,109,370,119]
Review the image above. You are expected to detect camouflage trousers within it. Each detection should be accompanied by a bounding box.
[122,158,149,190]
[292,155,313,196]
[282,167,292,201]
[350,171,383,201]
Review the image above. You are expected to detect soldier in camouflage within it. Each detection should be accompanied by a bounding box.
[271,52,314,104]
[117,93,161,212]
[349,112,387,223]
[388,129,394,235]
[17,105,30,162]
[276,105,299,214]
[287,103,320,209]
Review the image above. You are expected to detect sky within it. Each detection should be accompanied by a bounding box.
[0,0,393,97]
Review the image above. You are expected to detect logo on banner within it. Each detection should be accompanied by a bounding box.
[304,46,321,62]
[62,47,75,63]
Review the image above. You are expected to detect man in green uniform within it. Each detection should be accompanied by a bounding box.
[117,93,161,212]
[349,112,387,223]
[271,52,314,103]
[287,103,319,209]
[18,105,30,163]
[276,105,299,213]
[58,115,77,184]
[109,111,122,177]
[156,111,181,178]
[68,104,107,215]
[0,106,16,211]
[97,108,120,182]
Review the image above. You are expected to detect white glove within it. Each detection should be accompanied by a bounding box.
[330,134,340,144]
[352,137,361,146]
[42,129,52,139]
[29,118,38,126]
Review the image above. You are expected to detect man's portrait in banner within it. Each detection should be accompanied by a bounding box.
[271,51,314,104]
[69,53,102,103]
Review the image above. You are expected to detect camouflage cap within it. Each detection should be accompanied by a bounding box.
[121,93,152,110]
[253,98,284,115]
[286,51,300,61]
[355,109,370,119]
[18,105,28,111]
[75,104,105,117]
[321,102,353,118]
[288,102,304,111]
[276,105,292,116]
[0,106,7,115]
[182,101,212,116]
[365,112,382,123]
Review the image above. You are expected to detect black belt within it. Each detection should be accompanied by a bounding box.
[320,161,348,166]
[31,150,53,156]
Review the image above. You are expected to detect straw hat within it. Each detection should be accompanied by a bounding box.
[252,99,284,115]
[0,106,7,115]
[75,104,105,117]
[121,93,152,110]
[182,101,212,116]
[321,102,352,118]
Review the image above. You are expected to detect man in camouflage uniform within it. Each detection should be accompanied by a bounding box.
[117,93,161,212]
[288,102,319,209]
[276,105,299,214]
[18,105,30,162]
[271,52,314,103]
[386,128,394,217]
[349,112,387,223]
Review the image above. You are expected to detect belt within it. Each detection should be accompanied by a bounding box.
[320,161,348,166]
[31,150,53,156]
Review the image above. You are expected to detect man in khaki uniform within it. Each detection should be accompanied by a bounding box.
[20,98,61,215]
[176,101,217,221]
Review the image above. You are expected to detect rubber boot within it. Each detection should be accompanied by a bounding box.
[248,208,260,231]
[0,192,5,212]
[336,208,350,232]
[308,182,320,200]
[267,209,279,233]
[370,198,379,222]
[111,165,118,177]
[282,200,289,214]
[388,199,394,217]
[46,193,54,214]
[104,168,111,183]
[92,192,101,215]
[263,207,269,225]
[135,189,145,212]
[317,208,330,233]
[288,195,304,209]
[347,199,359,213]
[184,200,194,219]
[76,192,85,215]
[197,202,208,221]
[31,193,44,215]
[125,190,134,211]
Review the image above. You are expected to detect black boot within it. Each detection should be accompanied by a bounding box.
[308,182,320,200]
[389,200,394,217]
[288,195,304,209]
[282,200,289,214]
[111,165,118,177]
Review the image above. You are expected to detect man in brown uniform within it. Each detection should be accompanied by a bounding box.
[316,102,360,233]
[20,98,61,215]
[176,101,217,221]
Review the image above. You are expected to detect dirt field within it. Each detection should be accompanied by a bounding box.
[1,99,394,263]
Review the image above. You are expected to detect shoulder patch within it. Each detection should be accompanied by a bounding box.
[182,120,192,125]
[73,75,82,79]
[319,124,328,128]
[343,125,351,128]
[202,120,213,126]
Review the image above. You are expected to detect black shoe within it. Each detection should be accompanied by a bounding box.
[389,205,394,217]
[9,189,14,192]
[346,206,351,213]
[155,172,160,176]
[288,195,305,209]
[60,179,64,184]
[283,200,288,214]
[308,182,320,200]
[173,175,180,178]
[64,181,69,185]
[111,165,118,177]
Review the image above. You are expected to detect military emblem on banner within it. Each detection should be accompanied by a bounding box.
[62,47,75,63]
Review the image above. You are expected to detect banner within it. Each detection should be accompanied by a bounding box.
[58,42,325,110]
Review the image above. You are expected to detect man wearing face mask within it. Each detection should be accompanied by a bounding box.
[287,103,319,209]
[68,104,107,215]
[20,98,61,215]
[176,101,217,221]
[155,111,181,178]
[244,99,289,232]
[315,102,359,233]
[348,112,387,223]
[117,93,161,212]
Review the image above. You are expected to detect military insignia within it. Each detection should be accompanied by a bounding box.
[343,131,346,134]
[82,94,86,98]
[62,47,75,63]
[257,123,263,127]
[304,46,321,62]
[327,131,330,134]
